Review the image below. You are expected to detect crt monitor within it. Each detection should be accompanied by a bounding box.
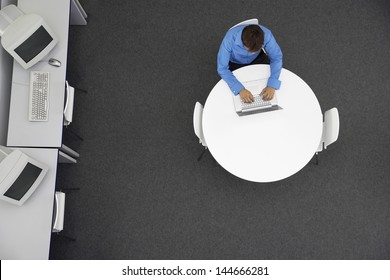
[0,11,58,69]
[0,146,48,206]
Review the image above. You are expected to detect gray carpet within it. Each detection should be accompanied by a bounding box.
[50,0,390,259]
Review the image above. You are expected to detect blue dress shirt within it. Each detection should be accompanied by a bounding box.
[217,24,283,95]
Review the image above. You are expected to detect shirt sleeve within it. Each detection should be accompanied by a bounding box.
[217,35,244,96]
[262,26,283,89]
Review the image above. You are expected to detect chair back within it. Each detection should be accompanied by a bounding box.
[64,81,75,126]
[193,102,206,147]
[52,191,66,233]
[230,18,258,30]
[323,107,339,149]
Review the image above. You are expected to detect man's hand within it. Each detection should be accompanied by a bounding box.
[260,87,275,101]
[239,89,254,103]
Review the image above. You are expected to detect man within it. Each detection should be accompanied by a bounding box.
[217,23,283,103]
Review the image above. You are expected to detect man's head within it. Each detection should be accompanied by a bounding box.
[241,25,264,53]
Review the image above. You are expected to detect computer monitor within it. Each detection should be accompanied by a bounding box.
[0,146,48,206]
[0,11,58,69]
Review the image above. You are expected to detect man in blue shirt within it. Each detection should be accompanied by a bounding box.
[217,24,283,103]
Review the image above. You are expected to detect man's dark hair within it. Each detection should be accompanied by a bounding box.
[242,25,264,52]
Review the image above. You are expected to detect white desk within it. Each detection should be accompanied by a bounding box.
[203,65,322,182]
[0,0,82,260]
[0,148,58,260]
[7,0,71,147]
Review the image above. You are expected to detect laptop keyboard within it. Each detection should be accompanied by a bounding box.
[241,95,272,110]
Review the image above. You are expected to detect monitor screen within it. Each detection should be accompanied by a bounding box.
[14,25,53,63]
[3,163,43,201]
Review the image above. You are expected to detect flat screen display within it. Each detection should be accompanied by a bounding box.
[4,163,43,201]
[14,26,53,63]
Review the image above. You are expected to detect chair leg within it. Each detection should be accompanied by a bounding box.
[63,235,76,242]
[65,126,84,141]
[61,187,81,191]
[55,232,76,242]
[74,87,88,94]
[198,147,207,161]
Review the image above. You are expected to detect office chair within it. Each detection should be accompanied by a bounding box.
[52,188,80,241]
[64,81,75,127]
[52,191,75,241]
[63,81,87,141]
[193,102,208,161]
[0,4,23,36]
[315,107,340,164]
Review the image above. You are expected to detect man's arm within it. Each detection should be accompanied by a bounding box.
[262,26,283,90]
[217,38,245,96]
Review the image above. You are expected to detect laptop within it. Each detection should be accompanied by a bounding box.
[233,79,282,116]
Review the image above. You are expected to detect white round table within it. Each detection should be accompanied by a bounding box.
[203,65,322,182]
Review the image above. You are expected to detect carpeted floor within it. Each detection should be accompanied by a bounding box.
[50,0,390,259]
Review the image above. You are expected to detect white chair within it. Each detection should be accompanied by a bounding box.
[193,102,208,161]
[316,107,340,164]
[52,191,76,241]
[52,189,79,241]
[64,81,75,127]
[60,81,82,163]
[230,18,258,30]
[52,191,66,234]
[63,81,87,141]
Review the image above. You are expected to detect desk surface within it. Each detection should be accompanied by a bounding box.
[0,148,58,260]
[203,65,322,182]
[7,0,70,147]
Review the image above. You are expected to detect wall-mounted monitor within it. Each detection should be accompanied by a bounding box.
[0,5,58,69]
[0,146,48,206]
